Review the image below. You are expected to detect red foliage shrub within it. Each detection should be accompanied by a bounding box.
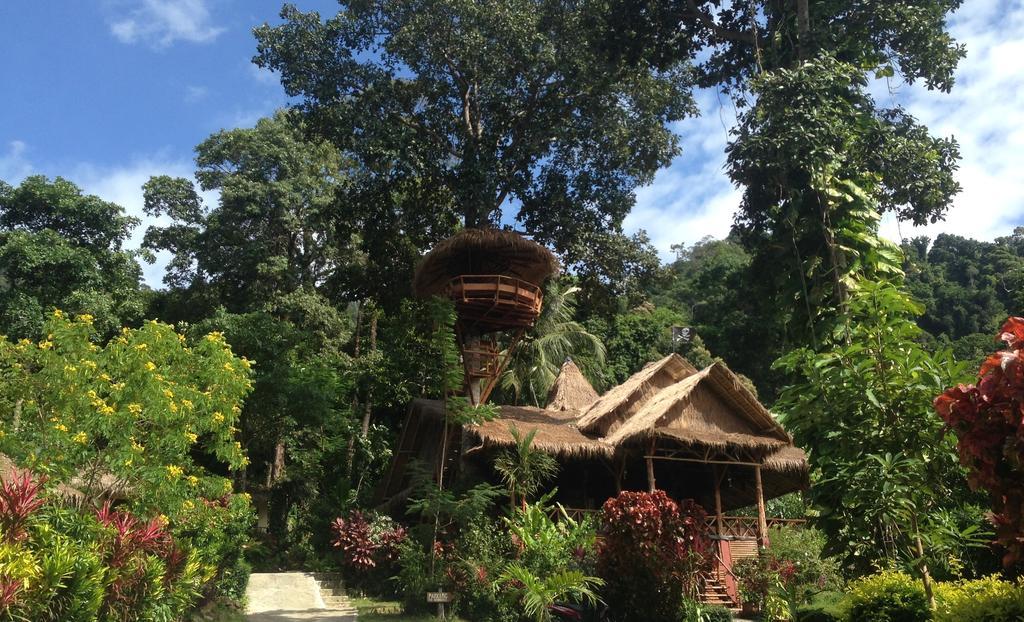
[0,468,45,543]
[597,490,711,622]
[935,316,1024,566]
[330,511,406,573]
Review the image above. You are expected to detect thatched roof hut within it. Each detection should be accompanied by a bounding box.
[545,359,599,412]
[413,228,559,297]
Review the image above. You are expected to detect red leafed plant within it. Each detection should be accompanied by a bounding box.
[0,468,46,543]
[597,490,711,622]
[330,511,406,573]
[935,316,1024,566]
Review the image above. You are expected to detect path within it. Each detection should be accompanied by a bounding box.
[246,572,357,621]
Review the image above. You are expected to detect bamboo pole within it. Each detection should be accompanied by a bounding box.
[754,464,768,548]
[646,439,657,492]
[713,464,725,538]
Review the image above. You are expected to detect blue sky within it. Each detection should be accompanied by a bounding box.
[1,0,1022,287]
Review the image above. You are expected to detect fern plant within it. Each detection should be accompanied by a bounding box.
[497,563,603,622]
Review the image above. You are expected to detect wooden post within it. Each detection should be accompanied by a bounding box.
[754,464,768,549]
[646,440,657,492]
[713,465,725,538]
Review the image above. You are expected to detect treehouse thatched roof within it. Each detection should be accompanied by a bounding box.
[413,228,559,297]
[545,359,599,412]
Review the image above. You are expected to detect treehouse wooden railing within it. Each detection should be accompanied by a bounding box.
[447,275,543,330]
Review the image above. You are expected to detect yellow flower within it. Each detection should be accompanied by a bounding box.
[212,411,225,424]
[181,399,194,410]
[99,373,112,382]
[72,431,88,444]
[52,309,64,318]
[0,430,6,440]
[169,402,178,413]
[87,390,98,399]
[130,437,144,453]
[222,479,233,493]
[185,432,198,443]
[182,500,194,510]
[187,475,199,487]
[163,389,174,399]
[124,458,132,467]
[38,340,53,350]
[135,343,148,351]
[144,361,156,371]
[240,357,251,370]
[53,423,68,432]
[110,383,124,392]
[99,405,114,416]
[165,465,183,479]
[223,362,234,372]
[82,360,97,370]
[127,403,142,415]
[177,333,186,344]
[77,314,94,324]
[64,365,77,373]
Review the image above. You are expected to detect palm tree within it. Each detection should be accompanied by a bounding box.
[493,426,560,509]
[501,281,605,406]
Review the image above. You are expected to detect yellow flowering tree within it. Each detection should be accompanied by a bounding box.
[0,311,252,519]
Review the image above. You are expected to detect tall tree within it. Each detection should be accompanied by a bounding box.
[0,176,144,339]
[253,0,695,295]
[775,280,986,591]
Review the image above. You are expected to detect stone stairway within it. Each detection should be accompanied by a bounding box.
[312,572,358,616]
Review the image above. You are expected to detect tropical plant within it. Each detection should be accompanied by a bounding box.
[935,316,1024,567]
[844,571,930,622]
[933,574,1024,622]
[775,280,985,599]
[494,427,560,509]
[497,563,603,622]
[501,282,605,406]
[597,491,711,622]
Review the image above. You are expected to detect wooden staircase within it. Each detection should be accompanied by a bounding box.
[701,571,738,609]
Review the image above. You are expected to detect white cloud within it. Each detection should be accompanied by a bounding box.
[70,156,217,287]
[247,63,280,86]
[184,85,208,103]
[880,0,1024,245]
[625,89,738,261]
[108,0,225,48]
[630,0,1024,260]
[0,140,33,184]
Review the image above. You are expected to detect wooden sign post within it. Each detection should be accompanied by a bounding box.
[427,591,453,619]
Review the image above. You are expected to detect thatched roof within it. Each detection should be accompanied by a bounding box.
[602,363,790,452]
[545,359,599,412]
[0,453,126,503]
[576,353,698,436]
[413,228,559,297]
[410,399,611,459]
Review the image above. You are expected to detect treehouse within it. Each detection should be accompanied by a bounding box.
[412,228,558,405]
[379,356,808,609]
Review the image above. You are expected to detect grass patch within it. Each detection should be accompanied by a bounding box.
[351,596,467,621]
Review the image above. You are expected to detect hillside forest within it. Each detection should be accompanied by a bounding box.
[1,1,1023,620]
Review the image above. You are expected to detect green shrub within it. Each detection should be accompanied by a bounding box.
[934,574,1024,622]
[794,591,846,622]
[844,571,929,622]
[700,604,734,621]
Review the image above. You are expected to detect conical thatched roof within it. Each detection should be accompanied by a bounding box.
[413,228,559,297]
[545,359,599,412]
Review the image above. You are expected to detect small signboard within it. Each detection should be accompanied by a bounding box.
[426,592,453,603]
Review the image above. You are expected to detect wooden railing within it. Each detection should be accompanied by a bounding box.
[705,515,807,539]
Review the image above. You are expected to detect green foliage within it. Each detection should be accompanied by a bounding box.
[498,564,602,622]
[774,281,983,575]
[0,313,250,517]
[493,428,560,509]
[500,282,605,406]
[0,176,144,340]
[254,0,694,303]
[933,575,1024,622]
[844,571,930,622]
[795,591,847,622]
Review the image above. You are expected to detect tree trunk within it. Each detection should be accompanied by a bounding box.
[911,513,937,609]
[796,0,810,61]
[345,302,364,475]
